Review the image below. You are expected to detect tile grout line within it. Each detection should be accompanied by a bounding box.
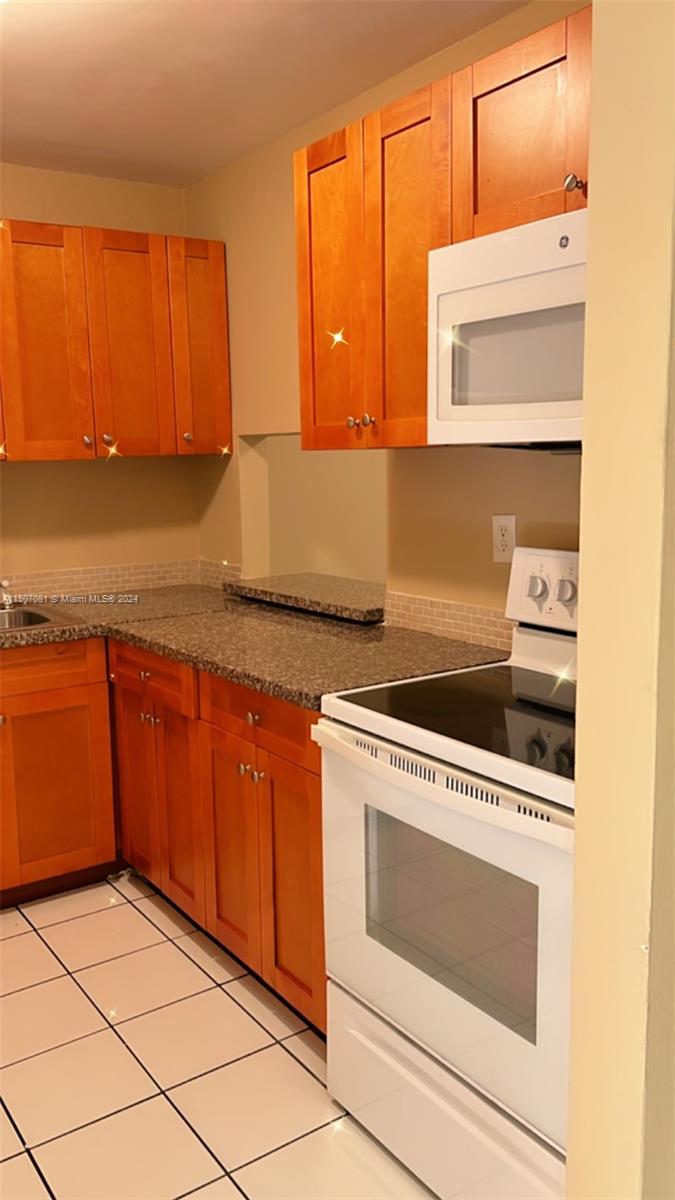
[15,907,230,1182]
[7,895,337,1199]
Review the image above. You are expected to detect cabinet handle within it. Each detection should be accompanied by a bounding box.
[139,670,151,682]
[82,435,94,448]
[0,714,6,726]
[246,711,260,726]
[346,416,361,429]
[563,173,585,192]
[182,432,194,443]
[153,715,160,727]
[140,712,145,723]
[109,672,116,682]
[238,762,252,776]
[102,433,114,447]
[252,770,266,784]
[361,413,376,427]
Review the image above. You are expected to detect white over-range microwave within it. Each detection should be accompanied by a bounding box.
[427,210,587,446]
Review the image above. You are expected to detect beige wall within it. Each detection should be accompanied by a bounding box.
[388,447,580,608]
[267,435,387,582]
[185,0,586,605]
[0,161,184,233]
[566,2,675,1196]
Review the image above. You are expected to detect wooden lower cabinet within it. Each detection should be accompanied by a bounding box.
[155,700,205,924]
[200,723,263,972]
[258,750,326,1030]
[0,682,115,889]
[114,680,161,887]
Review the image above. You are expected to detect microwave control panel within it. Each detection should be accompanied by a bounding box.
[506,548,579,632]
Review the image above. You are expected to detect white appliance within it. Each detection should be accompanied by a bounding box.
[427,211,587,446]
[313,548,579,1200]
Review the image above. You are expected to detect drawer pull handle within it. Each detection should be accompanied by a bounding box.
[252,770,266,784]
[238,762,252,776]
[139,670,151,682]
[246,711,260,726]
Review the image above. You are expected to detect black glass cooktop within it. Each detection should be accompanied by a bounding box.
[338,665,576,780]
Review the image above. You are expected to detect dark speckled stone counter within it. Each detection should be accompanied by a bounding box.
[0,585,226,649]
[1,585,507,709]
[228,572,385,623]
[106,600,506,710]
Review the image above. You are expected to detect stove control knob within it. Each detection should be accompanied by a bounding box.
[527,575,548,601]
[555,744,574,778]
[526,734,548,766]
[556,578,578,607]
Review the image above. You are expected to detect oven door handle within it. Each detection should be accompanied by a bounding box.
[313,719,574,852]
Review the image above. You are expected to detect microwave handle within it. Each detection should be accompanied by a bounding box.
[313,719,574,853]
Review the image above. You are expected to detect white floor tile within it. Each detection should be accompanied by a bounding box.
[223,976,306,1039]
[185,1179,241,1199]
[170,1044,341,1171]
[282,1030,327,1084]
[75,940,213,1023]
[234,1115,435,1199]
[1,1029,157,1147]
[118,987,272,1089]
[175,931,248,984]
[0,933,65,996]
[0,1106,22,1161]
[0,1153,51,1199]
[0,976,106,1067]
[39,904,164,972]
[20,883,127,929]
[0,909,30,941]
[33,1096,221,1200]
[133,894,197,938]
[109,872,153,901]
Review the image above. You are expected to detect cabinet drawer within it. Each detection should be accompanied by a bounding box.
[109,641,197,717]
[199,673,320,773]
[0,638,107,697]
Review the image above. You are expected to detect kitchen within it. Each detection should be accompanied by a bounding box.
[0,2,673,1199]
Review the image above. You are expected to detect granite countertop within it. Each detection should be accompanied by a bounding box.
[228,572,386,624]
[0,585,507,709]
[106,601,505,709]
[0,585,226,648]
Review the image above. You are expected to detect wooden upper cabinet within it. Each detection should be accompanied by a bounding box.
[0,682,115,890]
[364,82,451,448]
[452,8,592,241]
[167,237,232,456]
[294,122,366,449]
[83,228,176,456]
[0,221,96,460]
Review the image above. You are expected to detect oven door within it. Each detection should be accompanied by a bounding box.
[315,719,574,1152]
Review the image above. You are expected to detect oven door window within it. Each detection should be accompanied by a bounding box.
[450,302,585,407]
[365,807,539,1043]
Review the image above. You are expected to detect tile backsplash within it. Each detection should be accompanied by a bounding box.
[2,559,242,598]
[386,590,514,651]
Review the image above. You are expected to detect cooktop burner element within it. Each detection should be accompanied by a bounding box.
[336,664,575,780]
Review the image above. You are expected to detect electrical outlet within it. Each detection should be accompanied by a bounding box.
[492,514,516,563]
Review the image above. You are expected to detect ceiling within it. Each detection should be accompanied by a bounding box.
[0,0,528,187]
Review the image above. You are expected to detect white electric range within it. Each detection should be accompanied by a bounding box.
[313,548,578,1200]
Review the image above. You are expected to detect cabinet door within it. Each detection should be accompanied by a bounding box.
[200,723,262,972]
[167,237,232,456]
[258,750,326,1030]
[155,701,205,924]
[0,683,114,890]
[114,681,161,885]
[452,8,591,241]
[364,81,450,448]
[0,220,95,460]
[294,122,366,449]
[83,228,176,456]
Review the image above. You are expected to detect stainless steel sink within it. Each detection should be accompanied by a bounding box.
[0,608,51,629]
